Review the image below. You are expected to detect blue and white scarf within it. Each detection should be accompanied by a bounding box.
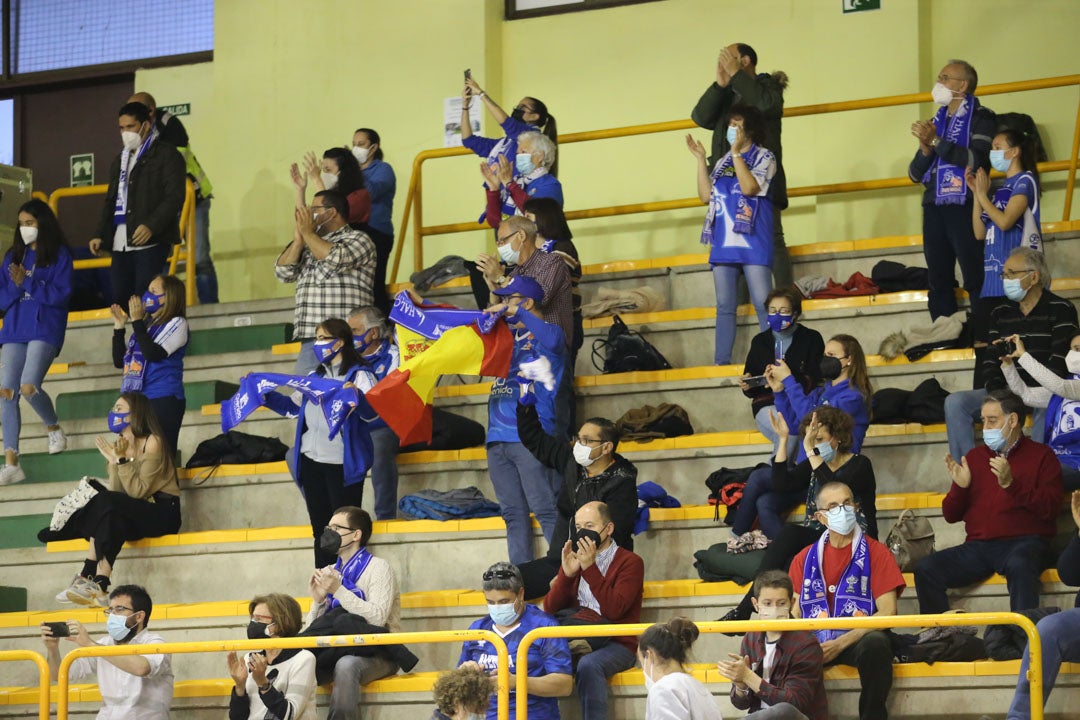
[120,321,178,392]
[700,146,762,247]
[799,526,875,642]
[222,372,374,440]
[114,129,158,225]
[921,95,977,206]
[1046,387,1080,469]
[327,547,374,610]
[389,290,499,340]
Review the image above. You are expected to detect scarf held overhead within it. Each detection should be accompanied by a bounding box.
[389,290,499,362]
[221,372,374,440]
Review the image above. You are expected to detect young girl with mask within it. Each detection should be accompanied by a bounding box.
[639,617,721,720]
[291,147,371,226]
[40,392,180,606]
[227,593,317,720]
[0,199,73,486]
[112,274,188,457]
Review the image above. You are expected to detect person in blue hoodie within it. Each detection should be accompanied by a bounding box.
[0,200,73,486]
[484,275,569,565]
[264,317,378,567]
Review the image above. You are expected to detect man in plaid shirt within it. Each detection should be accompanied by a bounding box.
[275,190,376,374]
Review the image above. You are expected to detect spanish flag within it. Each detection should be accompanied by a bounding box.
[367,320,513,444]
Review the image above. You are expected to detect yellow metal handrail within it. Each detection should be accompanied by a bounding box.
[55,630,510,720]
[391,73,1080,280]
[514,612,1045,720]
[0,649,50,720]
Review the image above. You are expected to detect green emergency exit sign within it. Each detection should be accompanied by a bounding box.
[843,0,880,12]
[70,153,94,187]
[160,103,190,116]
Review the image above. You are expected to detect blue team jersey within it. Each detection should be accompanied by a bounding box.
[486,312,566,444]
[982,171,1041,298]
[706,147,777,267]
[458,604,572,720]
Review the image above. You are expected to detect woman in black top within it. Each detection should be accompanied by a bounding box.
[740,286,824,454]
[721,405,877,623]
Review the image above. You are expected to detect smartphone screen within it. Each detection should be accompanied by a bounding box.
[464,68,472,82]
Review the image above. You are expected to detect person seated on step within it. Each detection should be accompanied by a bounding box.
[719,408,877,624]
[543,501,645,720]
[741,285,824,457]
[305,505,401,720]
[40,393,180,607]
[430,664,500,720]
[1000,330,1080,491]
[944,247,1078,463]
[991,490,1080,720]
[717,570,827,720]
[730,334,872,544]
[111,273,189,457]
[41,584,174,718]
[227,593,316,720]
[915,389,1063,614]
[515,399,638,599]
[347,304,402,520]
[459,562,573,720]
[789,481,904,720]
[640,616,722,720]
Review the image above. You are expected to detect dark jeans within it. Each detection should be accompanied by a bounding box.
[368,425,400,520]
[732,524,822,619]
[575,642,635,720]
[730,464,801,538]
[148,395,186,460]
[921,201,983,319]
[914,536,1051,614]
[361,226,394,316]
[831,630,894,720]
[110,243,171,307]
[299,454,365,567]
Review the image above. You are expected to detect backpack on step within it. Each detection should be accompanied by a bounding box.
[591,314,672,374]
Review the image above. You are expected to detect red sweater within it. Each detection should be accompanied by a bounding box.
[543,545,644,654]
[945,436,1063,541]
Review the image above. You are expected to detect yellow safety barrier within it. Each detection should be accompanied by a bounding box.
[45,179,198,306]
[31,191,49,203]
[0,649,50,720]
[514,612,1045,720]
[55,629,510,720]
[390,73,1080,281]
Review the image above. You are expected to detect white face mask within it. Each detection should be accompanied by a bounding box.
[572,442,598,467]
[351,146,369,164]
[497,241,520,265]
[320,171,339,190]
[756,604,790,621]
[931,82,956,106]
[19,226,38,244]
[1066,349,1080,376]
[121,130,142,151]
[642,654,656,692]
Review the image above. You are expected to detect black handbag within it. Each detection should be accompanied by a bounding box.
[591,314,672,374]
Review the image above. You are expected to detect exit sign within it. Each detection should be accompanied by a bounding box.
[160,103,190,116]
[70,153,94,187]
[843,0,880,12]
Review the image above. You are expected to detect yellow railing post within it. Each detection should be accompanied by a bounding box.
[0,649,50,720]
[514,612,1044,720]
[55,629,510,720]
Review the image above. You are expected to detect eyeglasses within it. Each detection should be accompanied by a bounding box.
[937,74,961,83]
[821,502,855,512]
[999,269,1033,280]
[482,568,519,581]
[311,205,329,211]
[496,231,519,246]
[103,605,135,615]
[327,524,356,533]
[250,614,274,623]
[572,436,603,446]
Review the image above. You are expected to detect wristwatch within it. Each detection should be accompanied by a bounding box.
[117,457,131,465]
[930,137,940,148]
[259,681,273,693]
[494,274,508,286]
[812,447,821,457]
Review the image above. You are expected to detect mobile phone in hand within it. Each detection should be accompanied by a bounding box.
[464,68,472,82]
[744,375,768,388]
[44,621,70,637]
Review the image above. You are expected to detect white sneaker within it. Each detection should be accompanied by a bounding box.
[65,577,108,607]
[0,464,25,486]
[48,429,68,455]
[55,577,79,604]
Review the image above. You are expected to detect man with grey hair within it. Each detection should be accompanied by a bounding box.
[944,247,1078,460]
[347,305,401,520]
[479,131,563,227]
[459,562,572,719]
[908,58,996,320]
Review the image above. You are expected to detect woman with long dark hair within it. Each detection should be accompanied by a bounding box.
[524,196,582,360]
[291,147,372,226]
[0,199,73,486]
[351,128,396,314]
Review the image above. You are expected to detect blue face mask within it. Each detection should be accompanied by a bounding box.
[515,153,535,175]
[313,340,341,365]
[353,332,373,355]
[989,149,1011,173]
[726,125,739,146]
[141,291,163,314]
[106,612,137,643]
[1002,277,1028,302]
[487,602,520,627]
[107,411,130,434]
[767,313,794,333]
[814,440,836,463]
[822,505,857,535]
[983,420,1012,452]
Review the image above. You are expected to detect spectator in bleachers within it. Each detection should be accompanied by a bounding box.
[477,216,574,351]
[718,570,827,720]
[275,189,377,375]
[523,197,583,364]
[111,274,188,457]
[544,501,645,720]
[480,131,563,229]
[692,43,792,288]
[1002,331,1080,490]
[687,104,776,365]
[459,562,573,720]
[130,91,219,304]
[789,481,904,720]
[515,401,637,599]
[944,247,1078,461]
[227,593,317,720]
[0,199,73,486]
[291,147,372,226]
[40,393,179,607]
[916,389,1063,614]
[306,505,402,719]
[431,665,498,720]
[264,319,377,567]
[908,59,995,320]
[995,490,1080,720]
[462,75,558,224]
[351,128,396,314]
[89,101,186,306]
[722,408,878,621]
[41,584,173,718]
[639,617,721,720]
[740,286,824,455]
[347,305,401,520]
[484,276,568,565]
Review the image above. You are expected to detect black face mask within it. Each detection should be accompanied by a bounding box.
[247,620,269,640]
[511,107,526,122]
[318,526,353,555]
[572,528,603,553]
[819,356,843,381]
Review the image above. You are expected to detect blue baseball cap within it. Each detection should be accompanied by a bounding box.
[493,275,545,304]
